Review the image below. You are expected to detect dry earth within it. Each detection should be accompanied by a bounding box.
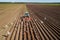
[0,4,27,40]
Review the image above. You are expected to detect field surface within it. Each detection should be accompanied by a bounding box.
[0,4,60,40]
[0,4,27,40]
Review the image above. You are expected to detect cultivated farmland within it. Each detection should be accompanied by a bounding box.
[0,4,27,40]
[0,4,60,40]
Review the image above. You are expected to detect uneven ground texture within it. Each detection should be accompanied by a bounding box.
[0,4,60,40]
[27,4,60,40]
[0,4,27,40]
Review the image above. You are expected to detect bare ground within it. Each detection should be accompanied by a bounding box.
[0,4,27,40]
